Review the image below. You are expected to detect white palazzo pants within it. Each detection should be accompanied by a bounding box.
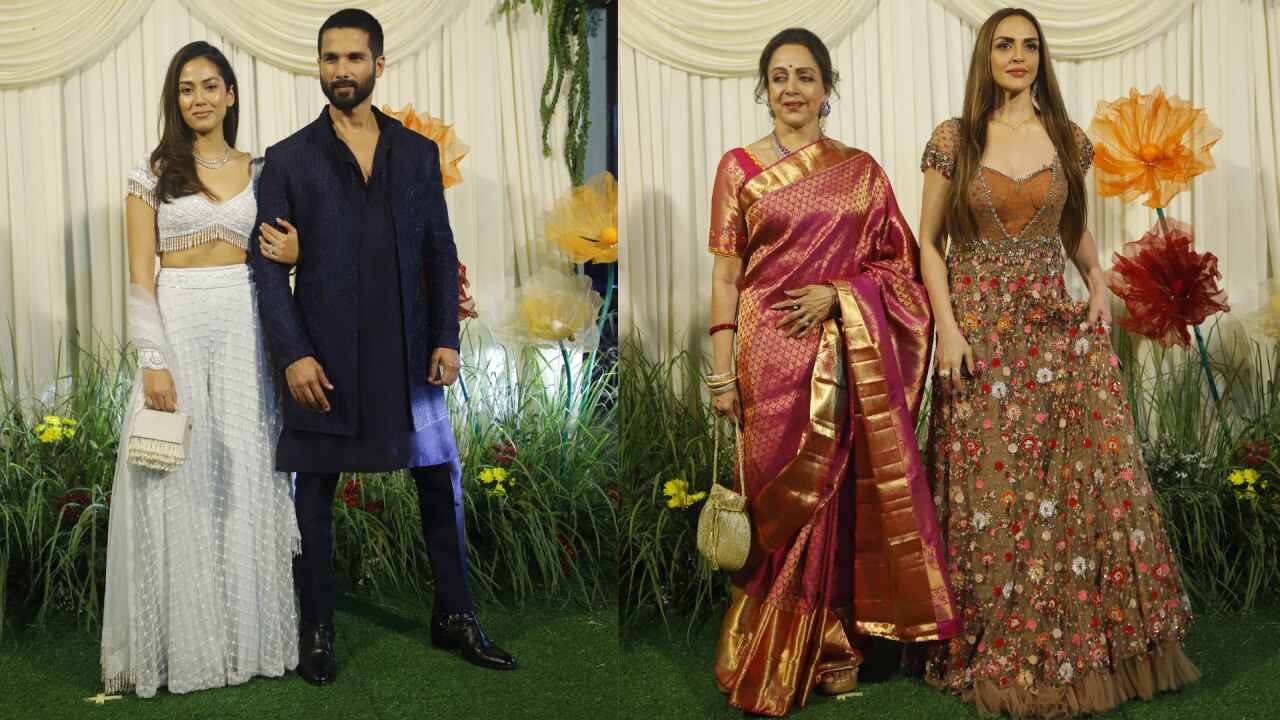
[102,264,299,698]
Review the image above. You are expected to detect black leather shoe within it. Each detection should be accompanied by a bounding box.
[297,622,337,685]
[430,611,517,670]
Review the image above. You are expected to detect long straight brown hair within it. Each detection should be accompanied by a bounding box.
[946,8,1087,256]
[150,42,239,204]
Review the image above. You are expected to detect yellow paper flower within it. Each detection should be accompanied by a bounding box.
[502,267,603,350]
[663,478,707,510]
[381,103,471,189]
[544,171,618,264]
[1241,281,1280,340]
[1086,86,1222,208]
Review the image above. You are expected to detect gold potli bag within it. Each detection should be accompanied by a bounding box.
[696,422,751,571]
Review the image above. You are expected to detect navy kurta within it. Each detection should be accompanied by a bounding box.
[251,107,460,441]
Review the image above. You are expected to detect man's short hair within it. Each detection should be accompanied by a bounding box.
[318,9,384,58]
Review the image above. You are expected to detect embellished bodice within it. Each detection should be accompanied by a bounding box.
[126,156,262,254]
[921,118,1091,258]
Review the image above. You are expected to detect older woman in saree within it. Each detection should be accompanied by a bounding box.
[706,28,960,718]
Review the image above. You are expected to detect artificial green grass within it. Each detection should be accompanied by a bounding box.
[0,595,618,720]
[620,607,1280,719]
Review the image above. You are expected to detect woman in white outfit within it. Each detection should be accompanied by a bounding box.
[101,40,301,697]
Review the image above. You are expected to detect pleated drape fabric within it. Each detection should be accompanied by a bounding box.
[0,0,573,392]
[620,0,1280,365]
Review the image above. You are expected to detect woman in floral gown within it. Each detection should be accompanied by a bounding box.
[917,8,1200,717]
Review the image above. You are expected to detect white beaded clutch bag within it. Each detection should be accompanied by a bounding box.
[127,408,193,471]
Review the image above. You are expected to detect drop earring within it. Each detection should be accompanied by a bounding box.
[819,98,831,135]
[1031,83,1040,106]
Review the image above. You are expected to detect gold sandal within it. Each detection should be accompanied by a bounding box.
[818,666,859,695]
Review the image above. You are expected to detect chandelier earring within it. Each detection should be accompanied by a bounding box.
[767,102,776,120]
[819,98,831,135]
[1030,82,1040,106]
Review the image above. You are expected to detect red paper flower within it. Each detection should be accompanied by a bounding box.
[1104,219,1229,348]
[458,262,478,321]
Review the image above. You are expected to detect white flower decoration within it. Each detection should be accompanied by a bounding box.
[1036,367,1054,383]
[1038,499,1056,518]
[990,381,1008,399]
[1059,662,1075,681]
[1071,556,1088,575]
[1130,528,1147,547]
[972,511,989,530]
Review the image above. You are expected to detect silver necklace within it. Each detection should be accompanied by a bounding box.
[193,143,230,169]
[771,130,792,160]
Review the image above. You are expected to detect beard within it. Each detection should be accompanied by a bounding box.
[322,73,375,111]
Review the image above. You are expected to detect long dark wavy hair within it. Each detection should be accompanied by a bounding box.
[946,8,1087,255]
[150,41,239,204]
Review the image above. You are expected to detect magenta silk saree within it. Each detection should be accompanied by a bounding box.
[708,139,959,716]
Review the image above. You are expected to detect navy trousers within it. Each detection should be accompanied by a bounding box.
[292,462,474,625]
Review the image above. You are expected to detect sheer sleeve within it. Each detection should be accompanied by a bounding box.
[128,284,168,370]
[1071,121,1094,173]
[920,118,960,180]
[708,150,748,257]
[126,156,158,210]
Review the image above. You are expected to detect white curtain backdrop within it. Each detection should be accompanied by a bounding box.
[621,0,1280,363]
[0,0,573,394]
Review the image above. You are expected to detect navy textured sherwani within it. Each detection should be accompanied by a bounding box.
[252,106,473,624]
[251,106,460,438]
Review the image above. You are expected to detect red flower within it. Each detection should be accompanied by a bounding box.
[556,532,578,576]
[1104,219,1229,348]
[55,490,92,523]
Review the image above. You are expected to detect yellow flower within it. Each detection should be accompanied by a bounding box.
[381,103,470,188]
[1229,468,1260,486]
[487,484,507,498]
[478,467,510,485]
[502,267,604,350]
[663,479,707,510]
[544,171,618,264]
[36,425,63,443]
[1242,281,1280,340]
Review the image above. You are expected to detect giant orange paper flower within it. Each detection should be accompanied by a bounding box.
[1086,86,1221,208]
[544,171,617,264]
[1104,218,1229,348]
[381,103,470,188]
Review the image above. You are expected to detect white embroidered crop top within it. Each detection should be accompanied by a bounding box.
[126,155,262,254]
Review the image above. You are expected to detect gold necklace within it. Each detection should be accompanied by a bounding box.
[992,115,1036,132]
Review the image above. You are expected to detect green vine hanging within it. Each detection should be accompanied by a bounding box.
[498,0,608,185]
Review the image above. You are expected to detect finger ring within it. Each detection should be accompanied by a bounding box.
[792,302,799,310]
[938,369,951,378]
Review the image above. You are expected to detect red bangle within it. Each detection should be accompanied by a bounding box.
[709,323,737,336]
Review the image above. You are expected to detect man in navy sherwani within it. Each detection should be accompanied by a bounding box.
[251,9,516,686]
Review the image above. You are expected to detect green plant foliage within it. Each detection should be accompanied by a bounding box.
[0,333,616,639]
[617,339,729,634]
[619,327,1280,633]
[497,0,609,184]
